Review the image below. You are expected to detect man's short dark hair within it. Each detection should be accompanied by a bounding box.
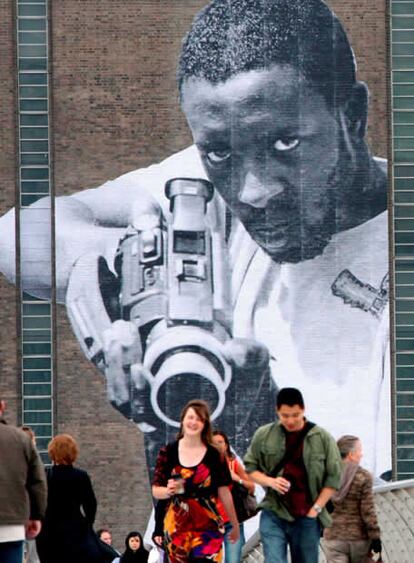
[178,0,356,107]
[276,387,305,409]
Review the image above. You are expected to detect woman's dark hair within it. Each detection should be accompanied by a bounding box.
[177,399,213,445]
[121,531,148,562]
[212,429,235,460]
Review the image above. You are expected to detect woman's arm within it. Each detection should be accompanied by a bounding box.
[232,459,255,494]
[218,487,240,542]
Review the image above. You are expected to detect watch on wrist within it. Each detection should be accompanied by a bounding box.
[312,503,322,514]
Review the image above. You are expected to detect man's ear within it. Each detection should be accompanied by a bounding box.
[343,81,369,139]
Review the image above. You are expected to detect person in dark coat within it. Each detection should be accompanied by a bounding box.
[113,531,149,563]
[36,434,107,563]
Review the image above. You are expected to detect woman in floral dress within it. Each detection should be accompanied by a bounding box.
[152,400,239,563]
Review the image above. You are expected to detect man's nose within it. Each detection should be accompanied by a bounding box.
[238,169,284,208]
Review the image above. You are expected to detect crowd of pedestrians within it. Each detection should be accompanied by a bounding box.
[0,389,383,563]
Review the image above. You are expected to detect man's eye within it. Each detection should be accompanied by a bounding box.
[274,138,300,152]
[206,149,231,164]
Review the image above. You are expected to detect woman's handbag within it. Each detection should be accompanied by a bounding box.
[231,481,258,523]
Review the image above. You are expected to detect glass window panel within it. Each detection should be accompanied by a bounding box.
[393,43,414,56]
[18,4,46,16]
[396,443,414,457]
[397,406,414,418]
[20,113,48,126]
[19,58,47,71]
[19,44,47,58]
[395,285,414,298]
[21,154,49,166]
[393,16,414,30]
[396,339,414,351]
[393,30,414,42]
[395,138,414,150]
[394,84,414,97]
[23,329,51,341]
[19,0,47,3]
[395,165,414,176]
[18,19,46,31]
[36,437,51,451]
[395,218,414,230]
[39,452,50,464]
[396,312,414,324]
[395,178,414,189]
[396,259,414,272]
[396,300,414,312]
[19,72,47,85]
[29,426,52,438]
[21,181,49,194]
[394,124,414,136]
[23,383,51,396]
[20,127,48,139]
[396,231,414,243]
[22,316,51,329]
[397,327,414,338]
[21,140,48,152]
[392,2,414,15]
[21,193,46,206]
[22,342,51,355]
[23,370,51,383]
[393,71,414,83]
[20,86,48,98]
[23,411,51,424]
[394,111,414,124]
[396,244,414,256]
[23,357,51,370]
[22,293,48,302]
[397,460,414,471]
[397,379,414,392]
[396,353,414,364]
[397,366,414,379]
[395,149,414,161]
[395,192,414,203]
[22,303,51,316]
[393,56,414,70]
[395,204,414,217]
[21,167,48,180]
[18,31,46,44]
[23,397,51,410]
[395,97,414,111]
[20,99,47,112]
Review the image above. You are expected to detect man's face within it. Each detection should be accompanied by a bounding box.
[182,65,355,263]
[100,531,112,545]
[277,404,306,432]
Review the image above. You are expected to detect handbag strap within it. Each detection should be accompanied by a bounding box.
[269,421,315,478]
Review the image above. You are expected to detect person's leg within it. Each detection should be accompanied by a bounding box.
[321,539,350,563]
[259,509,288,563]
[289,517,320,563]
[223,523,244,563]
[348,540,370,563]
[0,541,24,563]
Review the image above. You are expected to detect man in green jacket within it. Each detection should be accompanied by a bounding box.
[244,387,341,563]
[0,399,47,563]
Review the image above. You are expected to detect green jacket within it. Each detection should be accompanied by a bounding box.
[243,421,342,528]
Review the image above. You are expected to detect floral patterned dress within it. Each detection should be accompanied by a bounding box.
[152,441,232,563]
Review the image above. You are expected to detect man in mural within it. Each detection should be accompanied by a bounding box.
[0,0,390,475]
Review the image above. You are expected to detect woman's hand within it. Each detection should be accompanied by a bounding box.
[227,524,240,544]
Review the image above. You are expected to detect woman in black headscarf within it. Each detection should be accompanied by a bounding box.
[118,532,149,563]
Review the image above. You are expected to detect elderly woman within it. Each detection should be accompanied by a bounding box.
[322,435,382,563]
[36,434,107,563]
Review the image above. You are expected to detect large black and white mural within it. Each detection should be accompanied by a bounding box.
[0,0,391,479]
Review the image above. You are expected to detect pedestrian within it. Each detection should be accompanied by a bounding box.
[21,426,42,563]
[0,399,47,563]
[152,399,239,562]
[212,430,255,563]
[36,433,111,563]
[322,435,382,562]
[113,531,149,563]
[244,387,342,563]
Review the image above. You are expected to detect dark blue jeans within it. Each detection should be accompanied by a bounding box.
[0,540,24,563]
[259,509,320,563]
